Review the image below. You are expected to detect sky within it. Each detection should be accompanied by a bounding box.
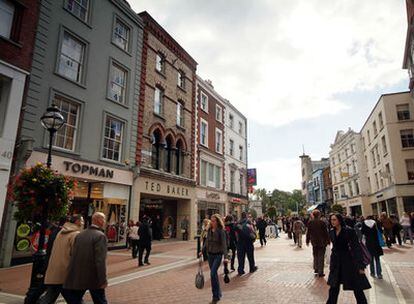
[129,0,409,192]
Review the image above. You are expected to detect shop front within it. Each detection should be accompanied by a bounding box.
[227,195,248,221]
[11,151,133,263]
[132,176,196,240]
[196,188,226,233]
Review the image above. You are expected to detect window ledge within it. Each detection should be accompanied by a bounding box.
[111,41,132,56]
[63,7,93,29]
[153,112,166,121]
[176,125,186,132]
[54,72,87,89]
[177,85,187,93]
[155,70,167,79]
[402,147,414,151]
[106,97,129,109]
[0,36,22,48]
[99,157,126,167]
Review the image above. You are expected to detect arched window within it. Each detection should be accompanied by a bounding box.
[164,135,173,173]
[151,129,162,169]
[176,139,184,175]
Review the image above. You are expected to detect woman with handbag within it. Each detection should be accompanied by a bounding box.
[326,213,371,304]
[361,216,384,279]
[201,214,229,304]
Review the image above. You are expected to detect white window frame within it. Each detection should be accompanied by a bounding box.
[239,145,243,161]
[200,118,208,147]
[107,60,128,104]
[177,101,184,127]
[155,53,165,73]
[0,0,14,39]
[215,105,222,122]
[397,104,410,121]
[200,91,208,113]
[112,17,130,52]
[177,70,185,89]
[65,0,89,23]
[215,128,222,154]
[102,115,124,162]
[153,87,163,115]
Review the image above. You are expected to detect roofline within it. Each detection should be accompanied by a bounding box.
[196,75,226,107]
[224,99,247,122]
[112,0,143,27]
[360,91,410,132]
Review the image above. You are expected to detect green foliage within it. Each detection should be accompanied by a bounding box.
[248,208,257,219]
[267,206,277,219]
[253,187,306,216]
[8,163,75,222]
[331,204,344,214]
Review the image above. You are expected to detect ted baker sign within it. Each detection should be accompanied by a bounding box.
[144,180,190,197]
[63,161,114,179]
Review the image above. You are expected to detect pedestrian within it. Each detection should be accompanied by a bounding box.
[400,212,413,245]
[235,212,258,276]
[390,214,402,246]
[126,219,134,250]
[181,216,189,241]
[306,209,330,277]
[256,217,267,246]
[129,221,140,259]
[152,215,163,240]
[38,215,83,304]
[293,217,305,248]
[380,212,393,248]
[63,212,108,304]
[326,213,370,304]
[411,212,414,235]
[138,216,152,266]
[224,215,237,271]
[361,216,383,279]
[201,214,229,304]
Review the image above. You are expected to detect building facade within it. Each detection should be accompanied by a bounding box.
[300,154,330,204]
[224,100,248,219]
[361,92,414,216]
[1,0,143,267]
[322,166,334,212]
[195,77,226,231]
[403,0,414,95]
[329,129,369,216]
[133,11,197,239]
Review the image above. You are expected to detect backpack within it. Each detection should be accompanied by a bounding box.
[240,221,256,242]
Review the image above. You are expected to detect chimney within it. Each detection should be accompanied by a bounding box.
[205,79,214,89]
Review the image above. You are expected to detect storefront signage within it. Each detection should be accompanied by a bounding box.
[145,181,190,197]
[231,198,241,203]
[63,161,114,179]
[206,192,221,200]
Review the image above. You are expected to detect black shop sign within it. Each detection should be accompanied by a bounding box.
[63,161,114,179]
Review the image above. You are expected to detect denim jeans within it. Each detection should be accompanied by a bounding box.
[402,226,413,244]
[208,253,223,301]
[63,289,107,304]
[370,255,382,277]
[38,285,62,304]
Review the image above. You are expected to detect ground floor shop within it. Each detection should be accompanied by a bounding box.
[368,185,414,217]
[227,195,248,221]
[132,174,196,240]
[195,188,227,233]
[8,151,133,265]
[336,196,368,217]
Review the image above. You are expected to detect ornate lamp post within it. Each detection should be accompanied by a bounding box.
[25,105,65,303]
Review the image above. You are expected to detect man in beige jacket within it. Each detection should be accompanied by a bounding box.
[38,215,83,304]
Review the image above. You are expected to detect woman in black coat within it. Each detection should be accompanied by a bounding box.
[327,213,371,304]
[361,216,383,279]
[224,215,237,271]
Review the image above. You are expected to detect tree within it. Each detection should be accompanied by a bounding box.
[331,204,344,214]
[267,206,276,219]
[248,208,257,219]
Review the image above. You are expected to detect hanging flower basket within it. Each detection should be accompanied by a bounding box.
[8,162,76,222]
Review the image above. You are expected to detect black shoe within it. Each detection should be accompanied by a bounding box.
[250,266,258,273]
[138,263,144,267]
[144,261,151,265]
[230,266,235,271]
[318,273,325,277]
[237,271,245,276]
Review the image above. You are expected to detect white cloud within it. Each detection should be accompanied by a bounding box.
[130,0,407,127]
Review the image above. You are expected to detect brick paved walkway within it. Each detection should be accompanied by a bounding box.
[0,234,413,303]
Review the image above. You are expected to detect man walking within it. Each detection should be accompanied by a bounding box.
[293,217,305,248]
[138,216,152,266]
[306,209,330,277]
[64,212,108,304]
[235,212,258,275]
[180,216,189,241]
[256,217,267,246]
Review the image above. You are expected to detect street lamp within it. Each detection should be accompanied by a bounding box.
[26,105,64,303]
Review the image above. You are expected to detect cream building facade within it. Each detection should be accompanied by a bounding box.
[329,129,369,216]
[361,92,414,216]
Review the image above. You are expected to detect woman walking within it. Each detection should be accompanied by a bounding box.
[326,213,371,304]
[400,212,413,245]
[202,214,229,304]
[129,221,140,259]
[361,216,383,279]
[224,215,237,271]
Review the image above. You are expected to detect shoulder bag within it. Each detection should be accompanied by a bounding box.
[195,257,204,289]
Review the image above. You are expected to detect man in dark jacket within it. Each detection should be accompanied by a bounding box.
[63,212,108,304]
[235,212,258,275]
[306,209,330,277]
[138,216,152,266]
[256,217,267,246]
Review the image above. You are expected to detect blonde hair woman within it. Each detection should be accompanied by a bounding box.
[201,214,229,304]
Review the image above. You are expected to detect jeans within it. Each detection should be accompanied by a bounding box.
[208,253,223,301]
[370,255,382,277]
[312,246,326,275]
[326,286,367,304]
[38,284,63,304]
[295,232,303,247]
[237,242,255,274]
[63,289,107,304]
[130,239,139,259]
[402,226,413,244]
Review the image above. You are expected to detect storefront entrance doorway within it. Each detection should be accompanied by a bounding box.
[140,198,178,239]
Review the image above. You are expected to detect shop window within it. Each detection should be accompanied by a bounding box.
[151,129,162,170]
[164,135,173,173]
[176,139,184,175]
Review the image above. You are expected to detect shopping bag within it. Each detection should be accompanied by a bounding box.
[195,258,204,289]
[377,229,385,247]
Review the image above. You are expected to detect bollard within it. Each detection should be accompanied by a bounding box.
[194,235,201,258]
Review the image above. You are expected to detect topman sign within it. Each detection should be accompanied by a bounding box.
[63,161,114,179]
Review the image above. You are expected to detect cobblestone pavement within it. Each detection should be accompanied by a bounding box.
[1,234,413,303]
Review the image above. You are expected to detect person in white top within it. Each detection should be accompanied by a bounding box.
[400,213,413,245]
[129,222,140,259]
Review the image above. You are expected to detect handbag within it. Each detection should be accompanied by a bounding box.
[377,228,385,247]
[223,261,230,284]
[359,241,372,267]
[195,258,204,289]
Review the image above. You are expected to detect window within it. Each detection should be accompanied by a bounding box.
[200,160,206,185]
[378,112,384,129]
[215,129,222,153]
[155,53,165,73]
[240,173,244,194]
[176,101,184,127]
[373,121,378,136]
[406,159,414,180]
[113,18,130,51]
[340,185,345,198]
[108,62,127,104]
[65,0,89,22]
[379,170,384,188]
[176,140,184,175]
[164,136,173,173]
[338,153,341,162]
[151,130,162,170]
[102,116,124,162]
[0,0,14,39]
[177,70,185,89]
[229,139,234,156]
[375,145,380,165]
[397,104,410,121]
[200,160,221,189]
[229,114,234,129]
[367,130,371,144]
[58,31,86,83]
[351,144,355,153]
[216,105,222,122]
[401,129,414,148]
[239,121,243,135]
[239,145,243,161]
[52,95,79,151]
[381,136,387,155]
[354,180,360,195]
[200,119,208,146]
[200,92,208,112]
[348,182,353,197]
[371,149,376,168]
[367,177,371,192]
[153,87,163,115]
[230,169,235,192]
[374,173,379,190]
[215,166,221,189]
